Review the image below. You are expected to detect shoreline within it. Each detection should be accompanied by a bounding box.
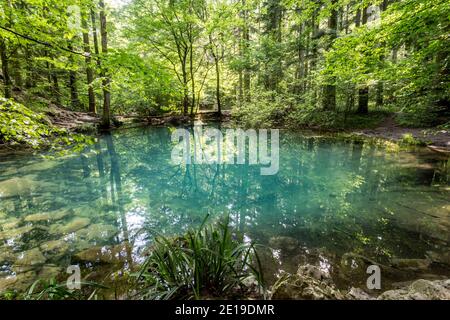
[1,109,449,154]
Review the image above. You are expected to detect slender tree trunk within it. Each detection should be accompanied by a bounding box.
[311,9,319,105]
[182,61,188,115]
[238,26,243,105]
[208,34,222,115]
[51,71,61,105]
[91,9,102,69]
[215,53,221,115]
[375,81,383,108]
[376,0,390,108]
[1,0,12,98]
[189,40,195,115]
[67,44,80,109]
[322,0,337,111]
[99,0,111,128]
[24,45,34,88]
[357,7,369,114]
[82,14,96,113]
[242,0,250,101]
[0,38,11,98]
[11,49,22,88]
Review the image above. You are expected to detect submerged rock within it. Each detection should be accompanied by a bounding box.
[39,239,70,256]
[346,287,374,300]
[2,218,21,230]
[270,264,345,300]
[0,225,33,241]
[425,251,450,266]
[15,248,46,266]
[74,243,131,265]
[38,265,63,280]
[25,209,72,223]
[0,271,36,293]
[0,248,16,264]
[50,217,91,235]
[24,213,51,223]
[75,223,118,241]
[0,276,17,292]
[268,236,299,253]
[0,176,37,197]
[390,258,431,272]
[378,279,450,300]
[297,264,331,283]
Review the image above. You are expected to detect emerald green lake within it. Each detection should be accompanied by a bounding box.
[1,126,449,294]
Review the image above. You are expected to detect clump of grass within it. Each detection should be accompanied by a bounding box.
[73,122,98,134]
[134,215,265,300]
[400,133,427,146]
[21,278,106,300]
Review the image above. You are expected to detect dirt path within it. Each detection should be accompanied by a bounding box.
[46,105,99,131]
[356,115,450,152]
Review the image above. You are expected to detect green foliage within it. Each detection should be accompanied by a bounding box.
[23,278,106,300]
[108,50,181,116]
[325,0,450,127]
[135,215,264,300]
[0,98,93,151]
[400,133,427,147]
[0,98,59,148]
[233,91,295,128]
[1,0,448,130]
[0,278,107,301]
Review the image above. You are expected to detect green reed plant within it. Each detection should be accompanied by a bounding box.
[22,278,107,300]
[135,215,265,300]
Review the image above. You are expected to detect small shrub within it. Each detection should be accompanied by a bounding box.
[135,215,264,300]
[0,98,93,151]
[399,133,427,146]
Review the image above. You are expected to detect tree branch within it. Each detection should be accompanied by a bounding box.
[0,25,87,57]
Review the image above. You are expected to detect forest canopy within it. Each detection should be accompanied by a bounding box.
[0,0,449,130]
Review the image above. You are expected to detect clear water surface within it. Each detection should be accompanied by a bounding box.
[0,126,449,294]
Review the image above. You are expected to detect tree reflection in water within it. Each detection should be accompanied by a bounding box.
[0,127,448,292]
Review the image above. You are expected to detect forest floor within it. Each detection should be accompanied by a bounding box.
[44,106,449,152]
[355,115,450,152]
[45,105,99,131]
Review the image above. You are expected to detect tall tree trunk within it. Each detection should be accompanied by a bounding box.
[91,9,102,69]
[344,4,355,111]
[189,40,195,115]
[294,17,304,95]
[242,0,250,101]
[376,0,390,108]
[208,34,222,115]
[67,44,80,109]
[82,14,96,113]
[238,25,243,105]
[212,48,221,115]
[51,71,61,105]
[310,9,319,105]
[322,0,338,111]
[11,49,22,88]
[99,0,111,128]
[24,45,34,89]
[182,61,188,115]
[0,38,11,98]
[357,7,369,114]
[1,0,12,98]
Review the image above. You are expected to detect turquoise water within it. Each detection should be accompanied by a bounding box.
[0,126,449,293]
